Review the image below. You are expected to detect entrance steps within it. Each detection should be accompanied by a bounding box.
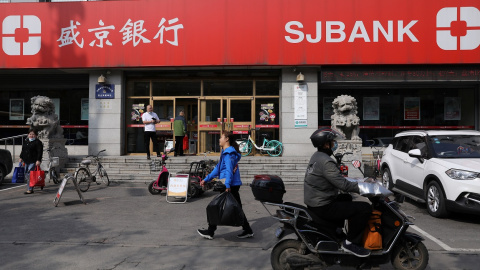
[63,155,310,185]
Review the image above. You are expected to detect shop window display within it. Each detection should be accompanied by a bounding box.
[318,87,475,146]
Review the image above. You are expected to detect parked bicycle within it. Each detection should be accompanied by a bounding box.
[238,131,283,157]
[45,147,60,184]
[75,149,110,192]
[366,140,383,181]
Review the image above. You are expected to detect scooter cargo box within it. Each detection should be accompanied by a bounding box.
[250,175,286,203]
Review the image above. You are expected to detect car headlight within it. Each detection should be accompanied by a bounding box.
[445,169,479,180]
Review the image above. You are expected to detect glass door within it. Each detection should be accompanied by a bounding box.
[152,99,174,153]
[225,98,253,137]
[198,98,224,154]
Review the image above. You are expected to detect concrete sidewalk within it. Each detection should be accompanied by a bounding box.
[0,182,476,270]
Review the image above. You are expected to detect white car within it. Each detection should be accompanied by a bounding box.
[381,130,480,218]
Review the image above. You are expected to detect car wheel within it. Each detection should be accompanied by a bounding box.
[426,181,449,218]
[381,167,394,190]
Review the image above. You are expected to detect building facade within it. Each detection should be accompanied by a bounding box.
[1,0,479,157]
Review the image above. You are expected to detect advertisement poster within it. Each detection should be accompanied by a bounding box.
[81,98,89,120]
[323,97,335,120]
[131,104,145,122]
[9,99,24,120]
[363,97,379,120]
[259,103,276,124]
[404,97,420,120]
[444,97,461,121]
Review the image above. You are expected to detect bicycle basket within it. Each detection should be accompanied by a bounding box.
[149,160,162,173]
[51,157,60,167]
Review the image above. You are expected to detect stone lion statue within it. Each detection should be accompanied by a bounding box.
[331,95,361,141]
[26,96,63,139]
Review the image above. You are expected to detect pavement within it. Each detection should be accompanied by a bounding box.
[1,181,479,270]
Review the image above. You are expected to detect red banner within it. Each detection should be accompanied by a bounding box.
[1,0,480,68]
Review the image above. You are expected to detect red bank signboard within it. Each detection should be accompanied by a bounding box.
[1,0,480,69]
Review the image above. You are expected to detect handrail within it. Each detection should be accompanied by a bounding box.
[0,134,28,163]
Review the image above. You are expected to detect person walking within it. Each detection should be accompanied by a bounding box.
[19,128,43,194]
[197,131,254,240]
[173,110,187,156]
[142,105,160,160]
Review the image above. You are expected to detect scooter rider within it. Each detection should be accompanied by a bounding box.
[304,127,372,257]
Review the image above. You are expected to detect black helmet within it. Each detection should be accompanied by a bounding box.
[310,127,345,148]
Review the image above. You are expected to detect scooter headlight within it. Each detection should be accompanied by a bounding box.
[445,169,479,180]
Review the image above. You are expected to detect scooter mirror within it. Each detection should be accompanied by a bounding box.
[351,160,361,168]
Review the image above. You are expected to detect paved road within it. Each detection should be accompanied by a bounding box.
[1,181,479,270]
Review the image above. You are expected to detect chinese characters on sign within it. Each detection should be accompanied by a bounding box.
[57,18,183,48]
[294,84,308,128]
[95,84,115,99]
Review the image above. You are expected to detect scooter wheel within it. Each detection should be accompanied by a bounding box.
[148,181,162,195]
[271,239,305,270]
[391,241,429,270]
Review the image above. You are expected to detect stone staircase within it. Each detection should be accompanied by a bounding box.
[63,155,312,185]
[61,151,378,185]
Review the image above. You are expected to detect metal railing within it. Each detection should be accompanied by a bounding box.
[1,134,28,162]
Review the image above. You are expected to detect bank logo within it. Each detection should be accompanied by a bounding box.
[2,15,41,56]
[437,7,480,50]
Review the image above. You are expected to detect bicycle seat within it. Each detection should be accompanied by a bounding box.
[81,159,92,165]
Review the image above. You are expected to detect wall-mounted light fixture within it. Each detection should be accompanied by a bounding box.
[296,72,305,82]
[98,74,106,84]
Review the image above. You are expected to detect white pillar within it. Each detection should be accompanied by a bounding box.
[280,68,318,157]
[88,71,124,156]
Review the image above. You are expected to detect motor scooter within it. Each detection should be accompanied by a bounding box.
[147,151,172,195]
[334,152,352,176]
[187,152,221,198]
[260,160,429,270]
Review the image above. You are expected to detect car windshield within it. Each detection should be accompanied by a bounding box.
[429,135,480,158]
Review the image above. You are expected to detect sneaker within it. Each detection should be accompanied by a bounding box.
[237,230,254,239]
[342,240,371,257]
[197,229,214,240]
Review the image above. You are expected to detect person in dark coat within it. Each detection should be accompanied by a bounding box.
[173,110,187,156]
[19,128,43,194]
[305,127,372,257]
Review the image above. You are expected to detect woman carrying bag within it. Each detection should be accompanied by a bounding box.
[19,128,43,194]
[197,131,254,240]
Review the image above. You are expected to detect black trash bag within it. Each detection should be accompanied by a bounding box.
[206,192,245,226]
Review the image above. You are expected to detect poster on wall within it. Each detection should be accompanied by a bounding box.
[81,99,89,120]
[52,98,60,118]
[9,99,24,120]
[294,84,308,128]
[131,104,145,122]
[259,103,276,124]
[363,97,379,120]
[404,97,420,120]
[323,97,335,121]
[444,97,461,121]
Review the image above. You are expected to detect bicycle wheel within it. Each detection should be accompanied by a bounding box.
[49,168,60,184]
[266,140,283,157]
[99,167,110,186]
[239,140,253,156]
[75,168,90,192]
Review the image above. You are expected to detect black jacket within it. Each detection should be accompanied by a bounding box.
[304,150,359,207]
[20,139,43,164]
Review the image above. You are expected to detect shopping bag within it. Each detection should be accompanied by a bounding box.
[183,135,189,151]
[362,210,383,250]
[206,192,245,226]
[29,166,46,187]
[12,162,25,183]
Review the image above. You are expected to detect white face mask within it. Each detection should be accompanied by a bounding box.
[29,138,36,142]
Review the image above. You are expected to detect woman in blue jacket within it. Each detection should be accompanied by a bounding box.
[197,131,254,240]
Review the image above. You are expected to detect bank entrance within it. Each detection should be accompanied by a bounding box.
[126,73,280,156]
